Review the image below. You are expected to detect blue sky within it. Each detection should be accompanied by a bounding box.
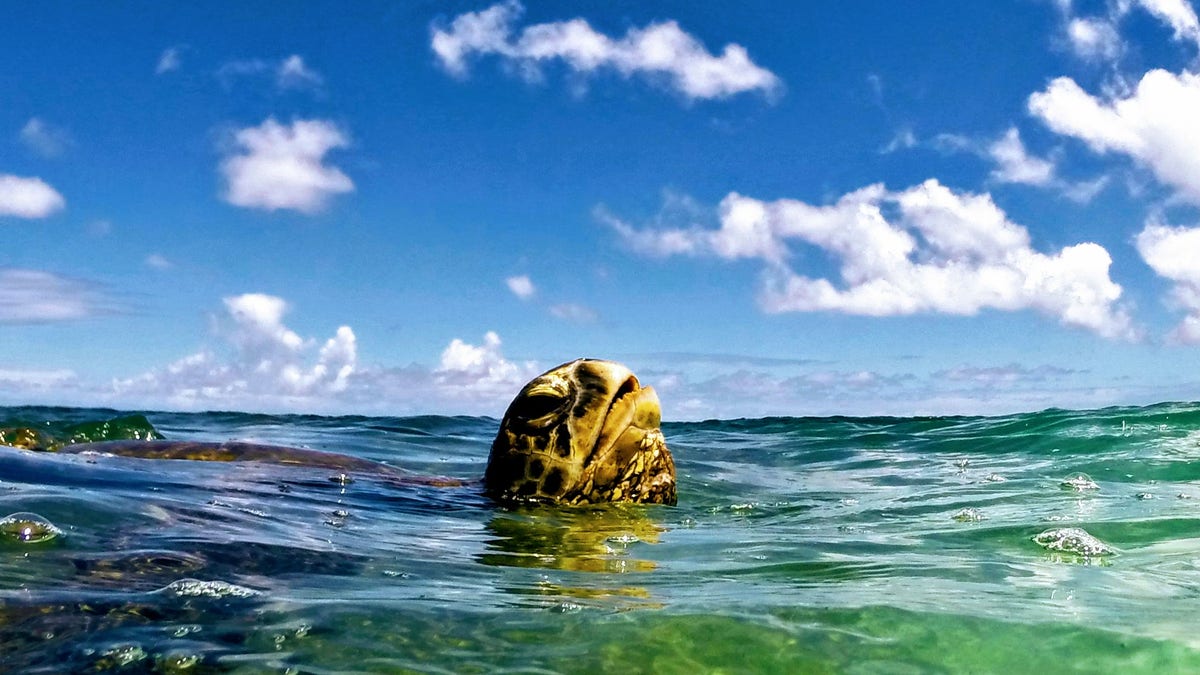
[5,0,1200,419]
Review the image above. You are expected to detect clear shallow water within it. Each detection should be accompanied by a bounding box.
[5,404,1200,672]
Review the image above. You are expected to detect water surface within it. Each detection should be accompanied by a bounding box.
[4,403,1200,672]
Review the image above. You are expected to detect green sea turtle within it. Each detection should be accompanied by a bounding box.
[4,359,677,506]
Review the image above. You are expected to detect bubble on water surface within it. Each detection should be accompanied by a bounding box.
[0,512,63,543]
[161,578,261,598]
[155,651,202,673]
[94,644,147,669]
[1060,474,1099,491]
[1033,527,1115,557]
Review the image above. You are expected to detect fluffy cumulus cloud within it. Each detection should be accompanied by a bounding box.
[114,293,358,407]
[1135,221,1200,343]
[219,118,354,214]
[609,180,1137,340]
[431,0,781,101]
[1029,69,1200,205]
[435,331,539,397]
[0,174,65,218]
[0,268,111,323]
[108,294,539,415]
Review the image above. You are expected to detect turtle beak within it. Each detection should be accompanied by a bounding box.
[631,385,660,430]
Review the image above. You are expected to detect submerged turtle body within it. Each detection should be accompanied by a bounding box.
[9,359,677,506]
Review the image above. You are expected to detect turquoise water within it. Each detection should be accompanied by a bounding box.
[5,403,1200,672]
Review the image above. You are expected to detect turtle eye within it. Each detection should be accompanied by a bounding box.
[511,393,564,421]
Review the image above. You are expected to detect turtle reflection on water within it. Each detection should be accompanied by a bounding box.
[4,358,677,506]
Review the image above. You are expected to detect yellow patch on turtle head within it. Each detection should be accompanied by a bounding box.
[484,359,676,505]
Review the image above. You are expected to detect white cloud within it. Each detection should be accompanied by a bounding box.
[935,363,1080,385]
[1135,221,1200,343]
[431,0,781,101]
[18,118,70,158]
[217,55,324,91]
[0,368,76,389]
[1056,0,1199,62]
[276,55,324,90]
[505,274,536,299]
[936,127,1106,200]
[988,127,1056,186]
[144,253,172,270]
[219,118,354,214]
[930,128,1107,201]
[108,294,541,415]
[0,268,111,323]
[115,293,357,405]
[610,180,1137,340]
[0,174,65,218]
[1065,17,1123,60]
[1136,0,1200,46]
[434,331,539,397]
[1061,174,1112,203]
[156,47,182,74]
[880,128,918,154]
[548,302,598,323]
[1030,69,1200,205]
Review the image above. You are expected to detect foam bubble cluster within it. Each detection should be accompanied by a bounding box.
[1033,527,1114,557]
[161,578,261,598]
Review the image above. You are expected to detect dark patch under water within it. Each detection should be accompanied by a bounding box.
[4,404,1200,672]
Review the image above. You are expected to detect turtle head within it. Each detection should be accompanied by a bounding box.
[484,359,676,505]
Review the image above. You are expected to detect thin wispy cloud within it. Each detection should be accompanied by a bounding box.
[156,46,183,74]
[0,368,77,390]
[144,253,172,271]
[0,268,112,323]
[217,54,323,91]
[219,118,354,214]
[987,128,1056,187]
[18,118,71,158]
[548,302,597,323]
[928,127,1107,202]
[431,1,782,101]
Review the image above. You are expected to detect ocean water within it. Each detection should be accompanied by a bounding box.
[4,403,1200,672]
